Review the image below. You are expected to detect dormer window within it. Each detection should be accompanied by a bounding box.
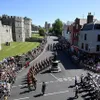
[94,24,100,30]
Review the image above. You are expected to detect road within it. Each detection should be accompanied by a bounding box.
[8,36,91,100]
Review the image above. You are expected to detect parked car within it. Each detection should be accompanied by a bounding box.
[50,60,61,73]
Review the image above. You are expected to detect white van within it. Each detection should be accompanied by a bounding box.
[50,60,61,73]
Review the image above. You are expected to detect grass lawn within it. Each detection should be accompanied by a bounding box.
[0,42,40,60]
[32,33,44,38]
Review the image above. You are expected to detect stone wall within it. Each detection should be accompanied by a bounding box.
[24,18,32,39]
[0,21,13,44]
[15,17,25,42]
[0,15,32,42]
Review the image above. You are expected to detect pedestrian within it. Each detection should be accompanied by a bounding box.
[75,76,77,86]
[80,74,84,84]
[27,73,31,91]
[41,82,46,95]
[6,82,11,96]
[75,85,79,98]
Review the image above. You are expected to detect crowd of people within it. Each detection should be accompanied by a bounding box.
[74,73,100,99]
[0,37,47,99]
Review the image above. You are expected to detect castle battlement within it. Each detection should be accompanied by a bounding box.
[0,14,32,43]
[15,17,24,22]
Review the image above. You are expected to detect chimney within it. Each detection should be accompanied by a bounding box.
[87,12,94,23]
[75,18,80,25]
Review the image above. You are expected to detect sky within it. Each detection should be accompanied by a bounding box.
[0,0,100,26]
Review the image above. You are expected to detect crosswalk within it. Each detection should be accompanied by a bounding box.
[12,76,80,88]
[49,76,80,83]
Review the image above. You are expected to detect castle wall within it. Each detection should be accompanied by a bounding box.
[24,18,32,38]
[0,15,32,43]
[1,15,16,41]
[0,21,13,44]
[0,21,1,50]
[15,17,25,42]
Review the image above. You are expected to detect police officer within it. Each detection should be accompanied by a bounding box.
[80,74,84,84]
[75,76,77,86]
[41,82,46,95]
[75,85,79,98]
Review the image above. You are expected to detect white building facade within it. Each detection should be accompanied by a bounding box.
[78,21,100,53]
[62,24,71,42]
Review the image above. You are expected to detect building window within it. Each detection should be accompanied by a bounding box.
[96,45,100,51]
[85,44,88,50]
[19,35,20,38]
[94,24,100,30]
[81,43,84,49]
[97,35,100,41]
[84,34,87,40]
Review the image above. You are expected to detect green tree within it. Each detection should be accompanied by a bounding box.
[39,28,46,36]
[48,28,53,33]
[52,19,63,36]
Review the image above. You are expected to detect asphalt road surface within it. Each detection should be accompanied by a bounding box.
[8,36,92,100]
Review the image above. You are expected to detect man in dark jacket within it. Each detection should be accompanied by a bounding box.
[41,82,46,95]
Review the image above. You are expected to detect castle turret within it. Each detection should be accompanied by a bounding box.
[24,17,32,38]
[15,17,25,42]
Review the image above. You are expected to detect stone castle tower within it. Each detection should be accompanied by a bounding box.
[15,17,25,42]
[0,19,13,50]
[0,15,32,42]
[24,17,32,38]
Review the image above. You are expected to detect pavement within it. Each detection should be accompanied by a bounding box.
[8,36,92,100]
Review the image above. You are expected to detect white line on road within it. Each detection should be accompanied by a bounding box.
[12,86,17,88]
[12,76,80,88]
[50,73,59,81]
[14,97,29,100]
[44,90,69,96]
[18,85,23,87]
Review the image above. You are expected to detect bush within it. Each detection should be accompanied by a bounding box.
[25,37,43,42]
[39,28,45,36]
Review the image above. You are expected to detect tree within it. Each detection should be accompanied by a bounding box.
[39,28,46,36]
[48,28,53,33]
[52,19,63,36]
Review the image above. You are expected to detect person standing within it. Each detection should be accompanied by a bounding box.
[6,82,11,96]
[75,76,77,86]
[75,85,79,98]
[41,82,46,95]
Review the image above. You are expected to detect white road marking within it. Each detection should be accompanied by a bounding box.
[63,78,68,81]
[50,73,59,81]
[67,77,72,81]
[19,85,23,87]
[44,90,69,96]
[12,76,81,88]
[58,78,63,82]
[50,81,55,83]
[12,86,17,88]
[14,97,29,100]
